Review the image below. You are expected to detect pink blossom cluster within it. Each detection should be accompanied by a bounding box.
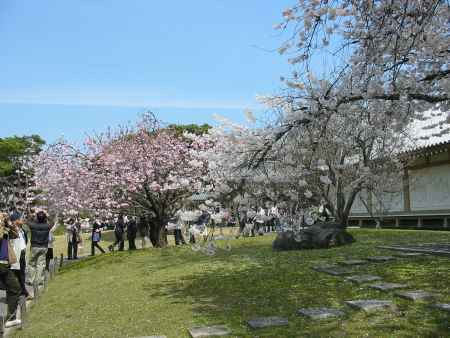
[34,115,213,218]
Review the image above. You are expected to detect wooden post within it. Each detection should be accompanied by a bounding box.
[43,272,48,292]
[444,217,448,229]
[395,218,400,228]
[417,217,423,228]
[18,296,26,326]
[0,314,4,337]
[60,254,64,268]
[54,257,59,274]
[49,261,55,280]
[403,167,411,212]
[358,219,363,227]
[33,282,39,300]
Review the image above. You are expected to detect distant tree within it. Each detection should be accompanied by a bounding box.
[0,135,45,212]
[0,135,45,176]
[166,123,211,137]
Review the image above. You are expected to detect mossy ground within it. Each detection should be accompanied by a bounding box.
[14,229,450,338]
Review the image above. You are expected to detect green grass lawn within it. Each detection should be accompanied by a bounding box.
[14,229,450,338]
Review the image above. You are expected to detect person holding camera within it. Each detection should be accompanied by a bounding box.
[26,210,52,292]
[9,211,30,300]
[0,213,22,327]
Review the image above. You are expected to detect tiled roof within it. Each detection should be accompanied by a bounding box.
[402,110,450,157]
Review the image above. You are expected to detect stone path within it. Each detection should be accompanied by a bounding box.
[308,251,449,329]
[188,326,231,338]
[247,317,289,329]
[395,252,426,257]
[369,282,408,292]
[339,259,368,266]
[378,243,450,257]
[395,290,436,302]
[298,308,345,320]
[346,275,383,284]
[312,265,352,276]
[434,303,450,312]
[345,300,395,313]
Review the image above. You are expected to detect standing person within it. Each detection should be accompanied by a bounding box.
[173,209,186,246]
[46,215,59,271]
[255,207,266,235]
[9,212,30,300]
[127,217,137,251]
[0,213,22,328]
[246,207,257,237]
[137,216,150,249]
[268,205,279,232]
[26,210,51,294]
[236,205,247,239]
[91,219,106,256]
[109,214,125,252]
[66,218,80,260]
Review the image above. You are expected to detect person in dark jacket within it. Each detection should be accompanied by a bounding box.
[127,217,138,250]
[26,210,51,292]
[109,215,125,252]
[91,220,106,256]
[66,218,80,260]
[138,216,150,248]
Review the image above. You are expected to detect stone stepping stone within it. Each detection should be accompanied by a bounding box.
[369,282,408,292]
[188,326,231,338]
[395,252,425,257]
[346,275,383,284]
[339,260,368,266]
[367,256,396,262]
[345,300,394,313]
[247,317,289,329]
[395,290,435,301]
[433,303,450,313]
[298,308,345,320]
[312,265,352,276]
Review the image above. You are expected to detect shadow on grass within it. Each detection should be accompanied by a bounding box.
[144,233,450,338]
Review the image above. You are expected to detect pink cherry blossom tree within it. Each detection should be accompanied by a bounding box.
[34,113,212,247]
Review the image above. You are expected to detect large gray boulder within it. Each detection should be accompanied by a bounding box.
[273,222,355,251]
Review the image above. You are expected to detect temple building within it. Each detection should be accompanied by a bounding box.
[349,111,450,230]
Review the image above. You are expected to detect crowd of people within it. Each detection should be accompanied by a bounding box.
[167,203,289,245]
[0,210,144,329]
[0,201,329,329]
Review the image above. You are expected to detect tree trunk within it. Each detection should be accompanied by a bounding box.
[149,220,168,248]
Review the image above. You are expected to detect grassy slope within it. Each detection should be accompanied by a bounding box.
[14,229,450,338]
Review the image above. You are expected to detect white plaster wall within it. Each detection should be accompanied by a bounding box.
[373,191,404,212]
[351,191,370,213]
[410,164,450,211]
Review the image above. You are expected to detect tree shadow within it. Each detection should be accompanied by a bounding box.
[142,238,450,337]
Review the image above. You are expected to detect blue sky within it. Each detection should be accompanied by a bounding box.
[0,0,293,143]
